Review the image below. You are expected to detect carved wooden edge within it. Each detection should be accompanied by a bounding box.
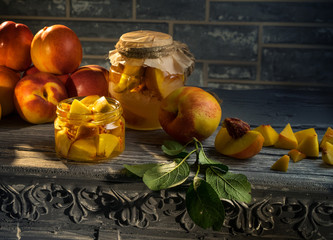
[0,179,332,239]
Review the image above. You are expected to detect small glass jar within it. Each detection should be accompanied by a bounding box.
[108,30,195,130]
[54,96,125,163]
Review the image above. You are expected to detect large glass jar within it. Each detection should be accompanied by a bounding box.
[54,96,125,163]
[108,30,194,130]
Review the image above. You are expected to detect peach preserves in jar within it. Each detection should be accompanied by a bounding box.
[108,30,194,130]
[54,95,125,162]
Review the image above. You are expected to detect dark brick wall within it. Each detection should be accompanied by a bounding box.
[1,0,332,88]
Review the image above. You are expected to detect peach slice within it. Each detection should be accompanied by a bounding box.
[110,64,124,84]
[215,118,264,159]
[123,65,144,76]
[97,134,119,158]
[92,96,113,113]
[145,67,184,100]
[80,95,100,106]
[68,137,97,161]
[322,141,333,166]
[288,149,306,163]
[55,129,73,157]
[271,155,290,172]
[274,123,298,150]
[295,128,317,143]
[113,75,141,93]
[70,99,91,115]
[320,127,333,150]
[112,65,143,93]
[296,134,319,158]
[253,124,279,146]
[75,123,99,140]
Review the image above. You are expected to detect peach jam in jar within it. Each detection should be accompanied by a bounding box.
[54,95,125,163]
[108,30,194,130]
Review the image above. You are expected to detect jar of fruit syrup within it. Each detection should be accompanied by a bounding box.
[54,95,125,163]
[108,30,195,130]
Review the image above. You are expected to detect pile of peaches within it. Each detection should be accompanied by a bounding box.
[0,20,109,124]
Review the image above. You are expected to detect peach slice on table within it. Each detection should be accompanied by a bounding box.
[215,118,264,159]
[296,133,319,158]
[322,141,333,166]
[320,127,333,150]
[288,149,306,163]
[295,128,317,143]
[274,123,298,150]
[67,137,97,161]
[145,67,184,100]
[271,155,290,172]
[294,128,319,157]
[253,124,279,146]
[97,134,119,158]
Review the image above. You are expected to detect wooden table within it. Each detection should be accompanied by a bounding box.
[0,87,332,240]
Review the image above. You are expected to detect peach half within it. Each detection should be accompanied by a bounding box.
[214,118,264,159]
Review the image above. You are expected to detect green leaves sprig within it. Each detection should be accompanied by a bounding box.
[123,138,251,231]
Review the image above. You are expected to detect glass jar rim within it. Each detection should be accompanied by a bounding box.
[56,96,123,123]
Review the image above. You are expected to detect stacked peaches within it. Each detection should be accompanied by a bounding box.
[0,20,109,123]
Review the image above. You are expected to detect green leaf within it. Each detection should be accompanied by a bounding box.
[198,149,229,173]
[206,169,252,203]
[203,164,228,175]
[124,163,160,178]
[162,140,188,157]
[186,177,225,231]
[143,158,190,191]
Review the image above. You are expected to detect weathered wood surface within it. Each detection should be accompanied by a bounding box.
[0,87,332,239]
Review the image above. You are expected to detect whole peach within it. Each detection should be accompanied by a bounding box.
[0,21,33,71]
[14,72,68,124]
[66,65,109,97]
[23,65,69,85]
[159,86,222,143]
[0,66,21,117]
[31,24,82,75]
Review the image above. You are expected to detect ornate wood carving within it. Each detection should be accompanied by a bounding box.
[0,180,332,239]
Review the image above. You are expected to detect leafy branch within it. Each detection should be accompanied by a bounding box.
[123,138,252,231]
